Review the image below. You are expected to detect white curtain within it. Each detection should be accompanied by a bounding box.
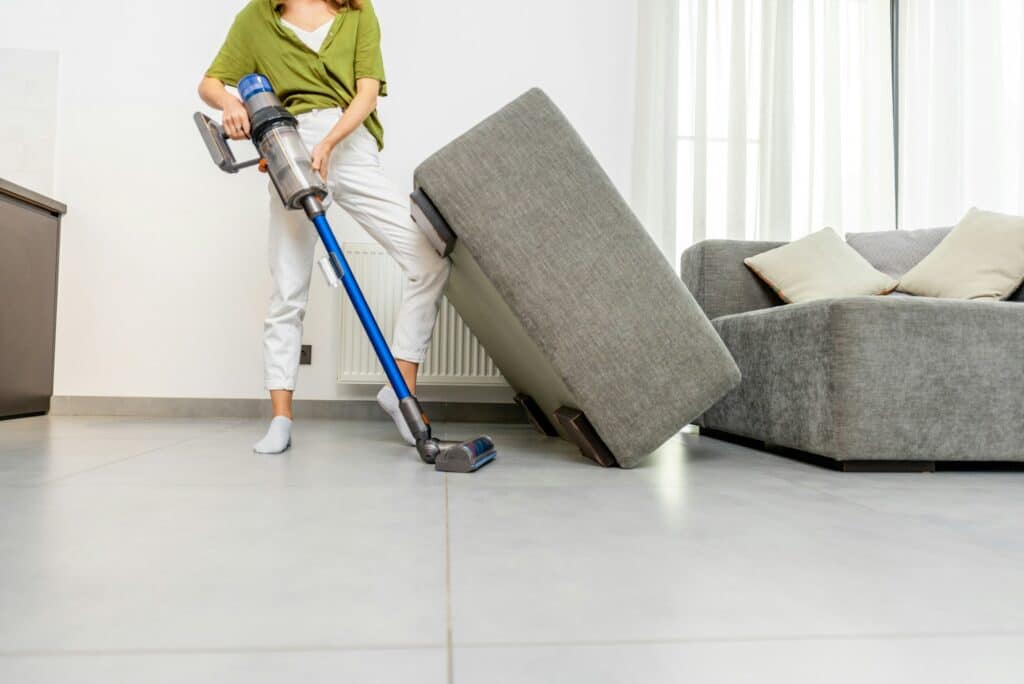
[899,0,1024,229]
[678,0,896,259]
[632,0,681,262]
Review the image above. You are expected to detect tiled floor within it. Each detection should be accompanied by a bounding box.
[2,415,1023,683]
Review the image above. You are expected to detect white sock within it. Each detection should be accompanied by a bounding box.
[377,386,417,446]
[253,416,293,454]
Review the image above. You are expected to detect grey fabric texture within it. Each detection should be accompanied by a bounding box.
[414,89,740,468]
[443,241,579,440]
[700,302,835,456]
[680,240,785,320]
[703,296,1024,462]
[845,227,951,278]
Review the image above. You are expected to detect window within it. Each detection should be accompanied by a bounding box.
[898,0,1024,228]
[674,0,1024,261]
[676,0,895,259]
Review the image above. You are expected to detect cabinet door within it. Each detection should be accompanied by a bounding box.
[0,195,61,416]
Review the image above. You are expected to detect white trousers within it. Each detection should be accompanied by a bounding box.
[264,108,450,391]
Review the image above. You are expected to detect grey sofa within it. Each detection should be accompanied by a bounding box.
[681,229,1024,470]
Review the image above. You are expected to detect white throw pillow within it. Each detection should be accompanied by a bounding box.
[744,228,898,304]
[898,207,1024,300]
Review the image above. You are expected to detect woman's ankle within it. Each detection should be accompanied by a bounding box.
[269,389,295,419]
[395,359,419,395]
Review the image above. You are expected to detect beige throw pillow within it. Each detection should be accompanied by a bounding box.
[744,228,898,304]
[898,207,1024,300]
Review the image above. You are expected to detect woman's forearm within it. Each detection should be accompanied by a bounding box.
[198,76,241,111]
[198,76,251,140]
[323,79,380,146]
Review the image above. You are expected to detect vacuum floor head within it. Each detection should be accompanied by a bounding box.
[431,437,497,473]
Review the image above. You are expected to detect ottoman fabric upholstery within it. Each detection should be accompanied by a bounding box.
[414,89,740,467]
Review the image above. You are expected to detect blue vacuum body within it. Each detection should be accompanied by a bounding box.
[194,74,495,473]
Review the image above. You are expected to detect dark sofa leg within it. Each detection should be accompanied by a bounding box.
[513,393,559,437]
[553,407,618,467]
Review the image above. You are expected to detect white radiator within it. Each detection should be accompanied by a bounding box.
[336,243,506,386]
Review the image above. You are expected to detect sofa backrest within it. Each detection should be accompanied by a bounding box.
[681,240,786,320]
[846,227,1024,302]
[845,227,951,278]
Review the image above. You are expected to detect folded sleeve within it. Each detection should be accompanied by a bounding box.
[354,1,388,96]
[205,13,256,87]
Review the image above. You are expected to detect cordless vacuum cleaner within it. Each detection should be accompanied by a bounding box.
[193,73,495,473]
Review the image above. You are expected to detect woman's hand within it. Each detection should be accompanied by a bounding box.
[197,77,250,140]
[310,80,380,180]
[311,138,338,181]
[221,98,250,140]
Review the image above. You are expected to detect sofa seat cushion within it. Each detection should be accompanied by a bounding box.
[703,296,1024,462]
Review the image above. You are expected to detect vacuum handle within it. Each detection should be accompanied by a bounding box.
[193,112,260,174]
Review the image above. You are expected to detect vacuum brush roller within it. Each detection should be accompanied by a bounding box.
[434,436,497,473]
[399,396,496,473]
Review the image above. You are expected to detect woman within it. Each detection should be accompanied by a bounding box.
[199,0,449,453]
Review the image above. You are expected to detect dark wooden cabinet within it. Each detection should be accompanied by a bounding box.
[0,179,66,419]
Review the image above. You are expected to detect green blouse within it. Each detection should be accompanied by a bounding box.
[206,0,388,149]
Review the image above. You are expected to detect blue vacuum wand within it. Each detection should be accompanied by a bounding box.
[194,74,495,473]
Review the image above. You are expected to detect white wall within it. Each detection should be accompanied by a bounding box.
[0,48,60,196]
[1,0,637,402]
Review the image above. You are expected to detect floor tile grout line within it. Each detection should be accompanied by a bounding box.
[0,643,446,659]
[3,629,1023,660]
[3,481,449,491]
[449,629,1024,650]
[444,473,455,684]
[39,419,248,486]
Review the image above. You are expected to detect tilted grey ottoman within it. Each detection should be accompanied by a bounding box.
[411,89,740,468]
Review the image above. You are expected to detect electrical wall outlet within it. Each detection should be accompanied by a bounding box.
[300,345,312,365]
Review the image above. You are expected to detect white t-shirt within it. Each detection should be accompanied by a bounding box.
[280,17,331,54]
